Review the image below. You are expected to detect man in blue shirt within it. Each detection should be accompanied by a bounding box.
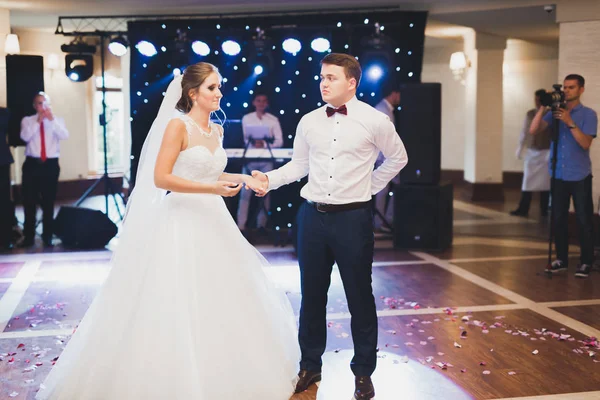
[530,74,598,278]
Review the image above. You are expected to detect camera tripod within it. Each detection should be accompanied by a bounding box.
[544,113,560,278]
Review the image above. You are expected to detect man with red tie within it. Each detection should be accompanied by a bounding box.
[20,92,69,247]
[252,53,408,399]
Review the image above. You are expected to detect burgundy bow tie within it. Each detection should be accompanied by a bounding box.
[326,104,348,117]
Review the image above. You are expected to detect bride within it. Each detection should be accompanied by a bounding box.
[36,62,300,399]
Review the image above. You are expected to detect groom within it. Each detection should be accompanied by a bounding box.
[253,53,408,399]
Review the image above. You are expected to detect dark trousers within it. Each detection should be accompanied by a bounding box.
[554,174,594,266]
[516,191,550,215]
[0,164,13,245]
[296,201,377,376]
[22,157,60,241]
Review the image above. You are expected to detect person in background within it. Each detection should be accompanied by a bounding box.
[511,89,551,218]
[237,91,283,232]
[19,92,69,247]
[374,86,401,232]
[529,74,598,278]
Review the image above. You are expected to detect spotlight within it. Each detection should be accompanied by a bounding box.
[136,41,157,57]
[61,38,95,82]
[311,38,330,53]
[222,40,241,56]
[108,36,129,57]
[366,65,384,82]
[191,40,210,56]
[65,54,93,82]
[254,65,264,75]
[173,68,182,76]
[282,38,302,55]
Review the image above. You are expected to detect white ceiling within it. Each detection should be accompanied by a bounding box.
[3,0,558,43]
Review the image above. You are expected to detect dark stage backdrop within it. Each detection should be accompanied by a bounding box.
[128,9,427,230]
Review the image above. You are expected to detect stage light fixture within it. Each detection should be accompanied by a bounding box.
[222,40,241,56]
[310,38,330,53]
[357,22,397,93]
[136,40,157,57]
[61,38,96,82]
[191,40,210,56]
[247,27,274,73]
[108,35,129,57]
[282,38,301,55]
[65,54,94,82]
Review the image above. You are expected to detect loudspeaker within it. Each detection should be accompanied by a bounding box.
[6,55,45,146]
[54,206,118,248]
[396,83,441,185]
[393,182,453,251]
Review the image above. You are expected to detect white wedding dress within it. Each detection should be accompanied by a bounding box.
[36,115,300,399]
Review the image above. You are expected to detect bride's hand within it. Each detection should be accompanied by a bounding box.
[251,171,269,197]
[212,181,242,197]
[244,176,268,196]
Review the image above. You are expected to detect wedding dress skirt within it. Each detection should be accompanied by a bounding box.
[37,144,300,399]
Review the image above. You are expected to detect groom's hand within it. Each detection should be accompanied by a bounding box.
[251,170,269,197]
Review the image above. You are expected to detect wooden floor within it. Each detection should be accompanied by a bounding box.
[1,193,600,400]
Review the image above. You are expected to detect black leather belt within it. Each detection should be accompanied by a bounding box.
[307,200,371,213]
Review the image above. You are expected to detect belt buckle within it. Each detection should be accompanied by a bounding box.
[316,202,328,213]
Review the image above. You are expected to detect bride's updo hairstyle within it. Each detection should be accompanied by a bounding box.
[175,62,222,113]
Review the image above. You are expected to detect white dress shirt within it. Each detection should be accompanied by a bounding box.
[375,98,395,166]
[375,98,394,120]
[20,115,69,158]
[241,112,284,148]
[266,96,408,204]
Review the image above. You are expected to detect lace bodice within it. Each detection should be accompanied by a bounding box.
[171,115,227,183]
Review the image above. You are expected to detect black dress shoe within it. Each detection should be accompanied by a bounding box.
[354,376,375,400]
[294,369,321,393]
[509,209,528,217]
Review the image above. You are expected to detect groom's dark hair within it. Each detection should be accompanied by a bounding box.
[321,53,362,87]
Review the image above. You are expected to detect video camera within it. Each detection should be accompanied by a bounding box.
[540,84,566,110]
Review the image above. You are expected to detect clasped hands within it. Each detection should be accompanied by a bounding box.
[213,171,268,198]
[244,171,269,197]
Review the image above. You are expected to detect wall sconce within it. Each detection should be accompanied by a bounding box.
[47,53,60,70]
[4,33,21,55]
[449,51,470,83]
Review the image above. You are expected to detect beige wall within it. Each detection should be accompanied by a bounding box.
[422,35,558,174]
[503,39,559,172]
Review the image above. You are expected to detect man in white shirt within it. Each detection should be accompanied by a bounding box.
[20,92,69,247]
[237,92,283,231]
[374,87,401,232]
[253,53,408,399]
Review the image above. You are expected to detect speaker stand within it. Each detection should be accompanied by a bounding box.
[74,34,125,221]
